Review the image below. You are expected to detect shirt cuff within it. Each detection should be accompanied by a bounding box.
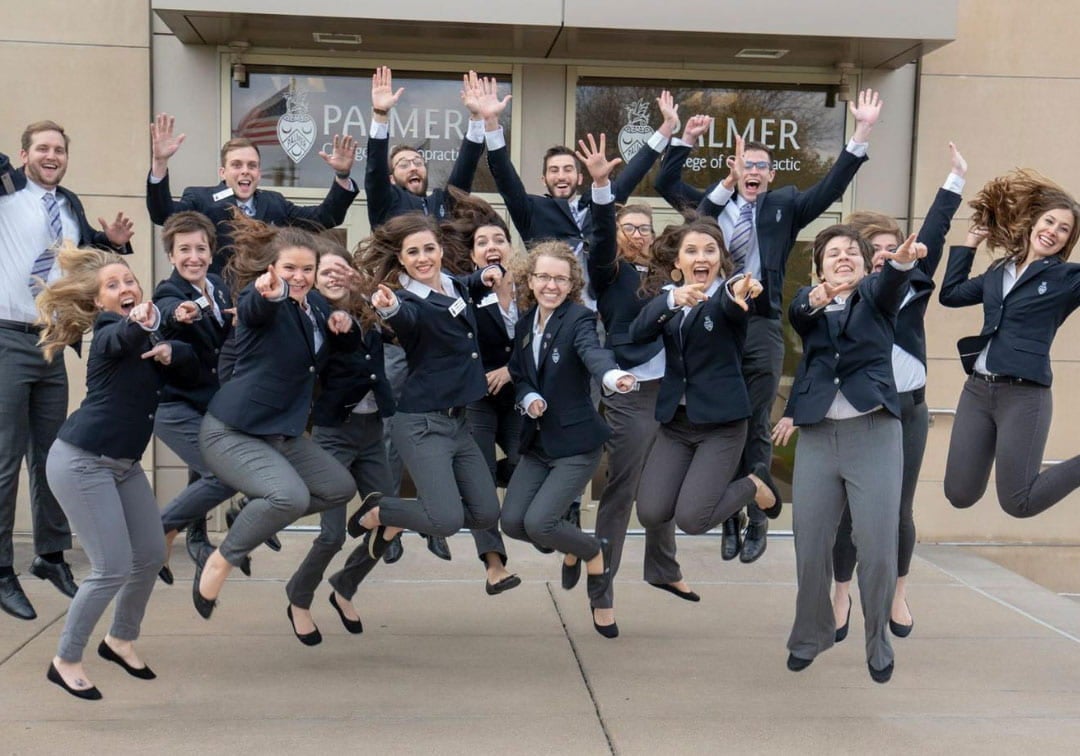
[888,258,917,271]
[845,140,869,158]
[602,369,635,394]
[137,303,162,332]
[591,184,614,205]
[376,301,401,319]
[485,127,506,152]
[943,172,966,195]
[707,182,735,206]
[148,171,165,184]
[466,119,484,143]
[647,131,669,152]
[520,392,546,417]
[369,120,389,139]
[672,136,693,148]
[268,281,289,302]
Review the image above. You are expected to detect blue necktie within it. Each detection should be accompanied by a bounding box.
[29,192,63,295]
[728,202,755,273]
[241,201,255,217]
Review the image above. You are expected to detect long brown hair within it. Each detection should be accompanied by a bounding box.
[224,209,321,293]
[969,169,1080,264]
[639,215,732,297]
[353,212,444,292]
[311,236,379,331]
[440,187,512,273]
[511,241,585,312]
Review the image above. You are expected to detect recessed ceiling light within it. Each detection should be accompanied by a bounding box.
[313,32,362,45]
[735,48,789,59]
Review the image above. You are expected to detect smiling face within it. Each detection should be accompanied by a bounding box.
[1026,208,1076,261]
[618,211,654,263]
[391,149,429,196]
[470,224,511,270]
[869,231,902,273]
[675,231,723,289]
[95,263,142,316]
[168,230,212,287]
[738,148,776,204]
[315,252,351,303]
[219,146,261,201]
[820,235,867,287]
[398,230,443,289]
[542,154,582,199]
[20,129,68,189]
[529,255,573,313]
[274,246,317,303]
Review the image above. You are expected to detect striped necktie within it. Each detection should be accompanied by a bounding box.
[728,201,755,274]
[240,201,255,217]
[29,192,64,295]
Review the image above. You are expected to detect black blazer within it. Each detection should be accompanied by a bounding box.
[587,198,664,369]
[152,270,233,413]
[939,247,1080,386]
[472,289,515,372]
[58,312,196,460]
[364,132,484,227]
[207,285,360,437]
[695,148,868,319]
[509,300,618,458]
[145,175,358,275]
[384,273,489,413]
[310,325,395,426]
[630,284,750,425]
[787,262,911,426]
[487,139,662,246]
[895,187,962,367]
[654,143,708,213]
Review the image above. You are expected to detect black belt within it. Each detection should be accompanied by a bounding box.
[436,406,466,418]
[0,318,41,334]
[971,372,1028,386]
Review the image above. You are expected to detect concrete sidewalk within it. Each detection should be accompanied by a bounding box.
[3,533,1080,755]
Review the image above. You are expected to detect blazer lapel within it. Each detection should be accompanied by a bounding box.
[293,300,318,359]
[1007,257,1057,298]
[537,304,568,376]
[521,309,540,386]
[680,304,705,351]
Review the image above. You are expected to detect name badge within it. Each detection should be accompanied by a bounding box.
[448,297,467,317]
[194,295,211,310]
[212,187,235,202]
[478,292,499,308]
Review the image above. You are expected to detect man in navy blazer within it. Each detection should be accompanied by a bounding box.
[0,121,135,620]
[146,113,359,275]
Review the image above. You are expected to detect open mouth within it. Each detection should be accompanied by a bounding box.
[119,297,136,315]
[1037,233,1057,249]
[484,252,503,265]
[744,177,762,192]
[691,265,712,284]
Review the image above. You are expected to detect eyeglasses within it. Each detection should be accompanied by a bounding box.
[619,224,654,237]
[393,157,425,170]
[744,160,771,170]
[531,273,572,287]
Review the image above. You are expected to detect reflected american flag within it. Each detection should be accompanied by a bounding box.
[234,86,288,146]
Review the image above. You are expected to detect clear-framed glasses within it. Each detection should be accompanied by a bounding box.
[393,157,425,170]
[531,273,572,287]
[744,160,771,170]
[619,223,654,237]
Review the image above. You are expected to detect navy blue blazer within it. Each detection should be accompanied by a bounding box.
[145,175,358,275]
[384,273,489,413]
[58,312,196,460]
[310,325,395,426]
[364,133,484,227]
[787,262,911,426]
[152,270,233,413]
[509,300,618,458]
[487,140,662,247]
[587,198,664,369]
[208,285,361,437]
[939,247,1080,386]
[692,148,868,319]
[630,284,750,425]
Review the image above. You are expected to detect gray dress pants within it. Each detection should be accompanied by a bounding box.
[46,439,165,662]
[737,315,785,526]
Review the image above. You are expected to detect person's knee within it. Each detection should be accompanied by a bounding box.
[636,503,666,530]
[500,509,526,541]
[268,484,311,519]
[674,512,708,536]
[943,481,978,510]
[427,508,465,538]
[522,508,555,544]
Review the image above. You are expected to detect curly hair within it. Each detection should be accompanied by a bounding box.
[811,224,874,280]
[353,212,445,293]
[223,208,321,293]
[969,169,1080,263]
[639,215,733,297]
[438,187,511,274]
[512,241,585,311]
[35,245,130,362]
[844,210,902,248]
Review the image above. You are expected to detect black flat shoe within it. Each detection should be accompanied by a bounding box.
[648,582,700,602]
[191,563,217,620]
[383,535,404,564]
[786,653,813,672]
[0,575,37,621]
[869,660,894,684]
[47,662,102,701]
[365,525,392,560]
[752,462,783,520]
[286,605,322,646]
[346,492,384,538]
[426,534,452,561]
[586,539,613,604]
[30,556,78,598]
[97,640,156,680]
[329,592,363,634]
[561,559,581,591]
[238,555,252,578]
[889,601,913,638]
[157,564,174,586]
[264,534,282,552]
[224,505,280,552]
[835,596,853,642]
[486,574,522,595]
[591,608,619,639]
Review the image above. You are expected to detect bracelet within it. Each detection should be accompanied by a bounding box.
[372,107,389,116]
[335,170,352,180]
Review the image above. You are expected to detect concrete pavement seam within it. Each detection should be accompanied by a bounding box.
[0,611,65,666]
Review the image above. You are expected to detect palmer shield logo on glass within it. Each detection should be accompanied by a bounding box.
[617,99,653,164]
[232,69,512,190]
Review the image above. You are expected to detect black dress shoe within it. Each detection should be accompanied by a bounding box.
[238,555,252,578]
[591,608,619,639]
[329,592,364,634]
[383,534,404,564]
[566,500,582,529]
[648,582,701,602]
[191,563,216,620]
[0,574,36,620]
[97,640,156,680]
[345,492,384,538]
[485,574,522,595]
[185,522,212,565]
[30,557,78,598]
[533,542,555,555]
[224,504,281,552]
[720,513,744,561]
[751,462,784,520]
[364,526,393,560]
[425,534,452,561]
[869,660,894,683]
[586,538,614,603]
[739,520,768,564]
[264,534,282,552]
[835,596,853,642]
[889,601,914,638]
[157,564,174,586]
[562,558,581,590]
[47,662,102,700]
[786,653,813,672]
[286,605,322,646]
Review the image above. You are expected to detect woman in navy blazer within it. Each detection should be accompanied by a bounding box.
[939,170,1080,518]
[37,246,195,699]
[150,212,235,584]
[193,219,361,620]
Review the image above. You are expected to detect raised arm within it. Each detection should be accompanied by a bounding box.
[939,228,990,307]
[146,113,192,225]
[654,115,711,212]
[444,70,498,195]
[576,133,620,293]
[867,232,923,318]
[364,66,406,228]
[914,142,966,279]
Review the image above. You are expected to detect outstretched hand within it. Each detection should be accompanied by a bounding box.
[574,133,622,186]
[141,342,173,365]
[672,282,709,308]
[255,265,282,298]
[850,89,883,142]
[173,301,201,324]
[807,280,855,309]
[657,90,680,138]
[879,232,927,266]
[371,283,398,310]
[681,114,713,145]
[319,134,358,175]
[371,66,404,115]
[327,310,354,334]
[729,273,763,311]
[100,212,135,247]
[150,113,185,167]
[949,141,967,177]
[723,134,745,189]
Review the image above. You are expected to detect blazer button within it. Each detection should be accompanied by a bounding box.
[214,348,220,354]
[505,346,511,352]
[211,368,217,374]
[147,413,154,419]
[365,354,371,360]
[471,352,479,359]
[834,352,840,360]
[309,366,316,373]
[369,373,377,380]
[467,332,474,339]
[833,377,840,385]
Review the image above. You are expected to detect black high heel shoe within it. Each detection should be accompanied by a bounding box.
[47,662,102,700]
[97,640,156,680]
[591,607,619,639]
[586,538,614,604]
[835,596,853,642]
[157,564,174,585]
[329,592,363,634]
[287,605,322,646]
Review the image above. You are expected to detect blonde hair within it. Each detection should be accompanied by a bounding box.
[512,241,585,311]
[36,245,130,362]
